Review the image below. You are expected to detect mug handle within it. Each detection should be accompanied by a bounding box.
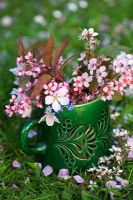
[19,119,47,154]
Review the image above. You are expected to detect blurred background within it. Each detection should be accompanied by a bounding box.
[0,0,133,198]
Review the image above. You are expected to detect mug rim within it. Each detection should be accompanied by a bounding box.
[74,98,103,108]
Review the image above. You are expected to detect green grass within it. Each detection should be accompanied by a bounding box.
[0,0,133,199]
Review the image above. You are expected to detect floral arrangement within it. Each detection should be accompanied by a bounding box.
[5,28,133,126]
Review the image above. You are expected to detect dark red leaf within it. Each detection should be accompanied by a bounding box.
[52,38,70,66]
[31,74,51,99]
[18,36,24,57]
[43,34,55,66]
[28,42,46,60]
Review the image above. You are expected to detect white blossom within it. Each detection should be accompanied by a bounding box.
[39,107,60,126]
[79,1,88,9]
[45,86,69,112]
[1,16,12,26]
[33,15,47,25]
[67,2,78,12]
[53,10,62,19]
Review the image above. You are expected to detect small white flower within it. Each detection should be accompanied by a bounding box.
[79,28,98,40]
[1,16,13,26]
[45,87,69,112]
[88,180,98,190]
[109,145,122,153]
[87,167,96,172]
[33,15,47,25]
[111,112,120,120]
[39,107,60,126]
[79,1,88,9]
[67,2,78,12]
[113,128,128,137]
[78,52,86,61]
[53,10,62,19]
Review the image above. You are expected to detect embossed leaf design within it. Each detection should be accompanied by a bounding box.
[56,120,96,166]
[97,109,113,151]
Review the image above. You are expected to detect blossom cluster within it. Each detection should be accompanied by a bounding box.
[5,28,133,126]
[87,126,133,197]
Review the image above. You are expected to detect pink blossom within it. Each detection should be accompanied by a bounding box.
[84,94,94,103]
[26,82,34,90]
[114,78,127,93]
[12,160,21,168]
[101,82,114,101]
[43,81,58,95]
[82,72,92,87]
[25,52,33,61]
[113,52,128,74]
[16,56,24,66]
[73,76,83,92]
[58,82,69,89]
[37,101,43,108]
[96,66,108,83]
[88,58,97,74]
[42,165,53,176]
[5,105,13,117]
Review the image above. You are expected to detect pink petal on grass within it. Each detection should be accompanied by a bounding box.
[58,169,69,177]
[127,137,133,147]
[11,184,19,189]
[58,169,71,180]
[73,175,85,184]
[42,165,53,176]
[12,160,21,168]
[128,150,133,160]
[116,176,128,187]
[106,181,122,189]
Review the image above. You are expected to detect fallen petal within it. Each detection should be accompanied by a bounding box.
[58,168,69,177]
[12,160,21,168]
[116,176,128,187]
[58,169,71,180]
[42,165,53,176]
[73,175,85,184]
[11,184,19,189]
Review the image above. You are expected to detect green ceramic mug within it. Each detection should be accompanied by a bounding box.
[19,99,113,173]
